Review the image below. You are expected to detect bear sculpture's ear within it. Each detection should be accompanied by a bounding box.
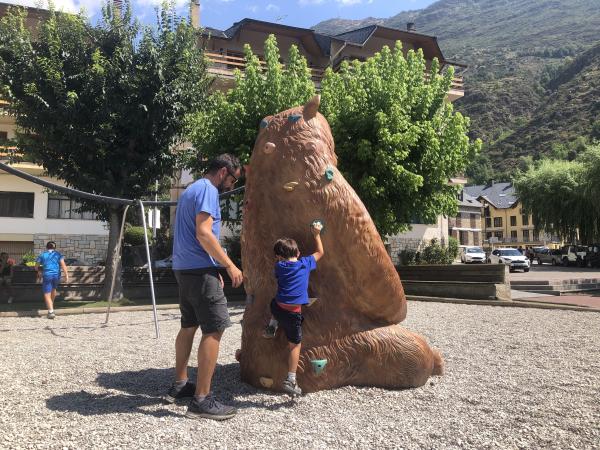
[303,94,321,120]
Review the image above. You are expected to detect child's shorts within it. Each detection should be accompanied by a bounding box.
[42,276,60,294]
[270,299,304,344]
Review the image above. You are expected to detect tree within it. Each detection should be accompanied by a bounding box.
[514,144,600,243]
[320,42,481,235]
[187,34,315,170]
[0,1,209,298]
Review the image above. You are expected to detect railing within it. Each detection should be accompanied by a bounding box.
[205,51,326,82]
[205,51,464,92]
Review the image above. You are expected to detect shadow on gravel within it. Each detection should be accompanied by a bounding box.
[46,391,178,417]
[45,364,299,415]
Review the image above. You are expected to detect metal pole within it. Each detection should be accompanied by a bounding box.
[105,204,130,324]
[139,200,160,339]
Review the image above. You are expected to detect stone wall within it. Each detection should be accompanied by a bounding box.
[33,234,109,265]
[386,237,439,265]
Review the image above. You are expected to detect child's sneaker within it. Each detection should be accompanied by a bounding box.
[7,297,13,304]
[164,381,196,404]
[282,379,302,396]
[262,324,277,339]
[47,311,56,319]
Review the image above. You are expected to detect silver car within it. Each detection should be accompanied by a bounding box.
[488,248,531,272]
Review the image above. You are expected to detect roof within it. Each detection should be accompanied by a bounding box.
[458,191,483,209]
[464,182,518,209]
[201,18,448,63]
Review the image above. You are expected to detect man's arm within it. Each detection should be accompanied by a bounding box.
[195,212,243,287]
[60,259,69,283]
[311,223,324,262]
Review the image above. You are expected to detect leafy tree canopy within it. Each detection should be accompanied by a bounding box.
[514,143,600,243]
[321,42,481,235]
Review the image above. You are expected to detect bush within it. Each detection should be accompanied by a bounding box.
[421,239,447,264]
[398,249,418,266]
[447,237,460,262]
[223,235,242,268]
[124,226,153,246]
[21,250,37,267]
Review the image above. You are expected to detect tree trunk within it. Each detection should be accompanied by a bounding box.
[102,206,125,300]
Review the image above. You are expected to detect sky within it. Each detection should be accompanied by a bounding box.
[1,0,437,30]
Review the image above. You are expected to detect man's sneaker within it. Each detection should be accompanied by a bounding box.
[282,379,302,396]
[262,324,277,339]
[185,394,237,421]
[164,381,196,404]
[47,312,56,319]
[7,297,13,304]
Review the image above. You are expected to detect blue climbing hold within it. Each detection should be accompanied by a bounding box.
[288,114,302,123]
[260,119,269,129]
[311,359,328,376]
[324,167,334,181]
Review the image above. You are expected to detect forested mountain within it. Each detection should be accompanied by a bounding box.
[314,0,600,172]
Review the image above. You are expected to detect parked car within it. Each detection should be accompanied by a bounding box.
[488,248,530,272]
[585,244,600,268]
[460,246,486,263]
[536,248,562,266]
[560,245,587,267]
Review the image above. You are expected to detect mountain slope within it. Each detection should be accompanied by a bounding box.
[314,0,600,168]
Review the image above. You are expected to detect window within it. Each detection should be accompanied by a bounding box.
[493,217,502,227]
[47,194,98,220]
[459,230,468,245]
[486,232,492,239]
[510,216,517,226]
[511,230,518,239]
[0,191,34,218]
[0,131,7,141]
[485,217,492,228]
[494,231,503,239]
[522,215,529,226]
[533,231,539,241]
[484,206,490,217]
[474,234,480,246]
[523,230,530,242]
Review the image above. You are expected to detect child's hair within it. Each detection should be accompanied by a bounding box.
[274,238,299,259]
[46,241,56,250]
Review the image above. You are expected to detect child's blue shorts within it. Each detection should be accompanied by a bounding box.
[42,276,60,294]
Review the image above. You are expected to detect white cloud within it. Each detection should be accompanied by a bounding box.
[1,0,101,15]
[335,0,362,5]
[298,0,364,5]
[246,4,258,13]
[135,0,190,8]
[298,0,326,5]
[266,3,279,12]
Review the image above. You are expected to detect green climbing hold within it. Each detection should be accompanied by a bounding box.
[311,359,328,376]
[324,167,334,181]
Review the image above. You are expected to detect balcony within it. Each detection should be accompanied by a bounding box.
[205,51,464,98]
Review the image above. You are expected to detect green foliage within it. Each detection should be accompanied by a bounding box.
[514,144,600,243]
[320,42,481,235]
[21,250,36,266]
[124,226,153,246]
[187,34,315,170]
[398,238,458,266]
[223,235,242,268]
[0,1,209,219]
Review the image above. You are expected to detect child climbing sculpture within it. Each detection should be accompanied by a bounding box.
[240,95,443,393]
[262,222,324,396]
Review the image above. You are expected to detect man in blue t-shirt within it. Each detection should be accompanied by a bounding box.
[35,241,69,319]
[262,221,324,396]
[165,154,243,421]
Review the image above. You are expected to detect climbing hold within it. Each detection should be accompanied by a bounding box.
[259,377,273,388]
[307,297,318,307]
[288,114,302,123]
[324,167,334,182]
[235,349,242,362]
[310,359,328,376]
[283,181,299,192]
[245,294,254,305]
[311,219,324,234]
[264,142,276,154]
[260,119,269,129]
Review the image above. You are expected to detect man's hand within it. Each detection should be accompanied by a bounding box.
[226,265,244,288]
[64,276,70,284]
[218,273,225,288]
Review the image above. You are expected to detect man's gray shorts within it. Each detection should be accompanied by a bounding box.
[174,269,231,334]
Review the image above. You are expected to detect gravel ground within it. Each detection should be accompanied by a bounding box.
[1,303,598,450]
